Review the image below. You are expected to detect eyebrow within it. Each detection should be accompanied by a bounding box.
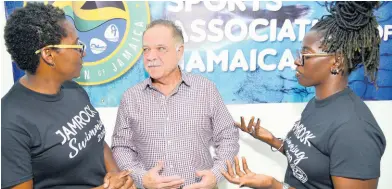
[143,44,168,46]
[302,46,315,53]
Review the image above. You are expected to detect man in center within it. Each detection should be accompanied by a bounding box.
[111,19,239,189]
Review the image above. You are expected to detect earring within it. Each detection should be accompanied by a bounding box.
[331,67,340,75]
[331,56,341,75]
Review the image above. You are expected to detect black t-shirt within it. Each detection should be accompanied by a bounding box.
[1,81,106,189]
[283,88,386,189]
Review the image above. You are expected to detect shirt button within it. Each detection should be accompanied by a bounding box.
[170,165,174,168]
[168,140,172,145]
[166,117,170,121]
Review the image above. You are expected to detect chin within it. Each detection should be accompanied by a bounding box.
[297,78,309,87]
[298,83,310,87]
[147,71,163,79]
[70,73,81,80]
[149,74,163,80]
[298,80,314,87]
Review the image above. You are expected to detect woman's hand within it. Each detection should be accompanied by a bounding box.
[221,156,279,189]
[103,170,136,189]
[236,116,275,143]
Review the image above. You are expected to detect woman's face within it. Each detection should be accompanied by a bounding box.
[294,30,337,87]
[49,20,86,81]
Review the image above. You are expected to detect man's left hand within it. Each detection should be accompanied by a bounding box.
[183,170,217,189]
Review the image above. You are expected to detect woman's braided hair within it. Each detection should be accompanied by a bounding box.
[312,1,380,83]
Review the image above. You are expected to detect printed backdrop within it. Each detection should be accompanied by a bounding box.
[4,1,392,107]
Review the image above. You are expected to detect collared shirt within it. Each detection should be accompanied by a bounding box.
[112,72,239,188]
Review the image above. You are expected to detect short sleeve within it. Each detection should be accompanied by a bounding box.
[1,126,33,188]
[328,118,386,179]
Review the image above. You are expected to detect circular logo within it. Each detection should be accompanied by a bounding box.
[38,1,150,85]
[290,163,308,183]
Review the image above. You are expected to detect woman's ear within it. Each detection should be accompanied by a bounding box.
[41,48,56,67]
[331,53,345,75]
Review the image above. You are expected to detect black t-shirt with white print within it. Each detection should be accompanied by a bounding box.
[283,88,386,189]
[1,81,106,189]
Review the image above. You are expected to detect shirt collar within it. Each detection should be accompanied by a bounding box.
[144,67,191,90]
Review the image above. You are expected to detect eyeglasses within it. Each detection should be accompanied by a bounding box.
[296,50,335,66]
[35,40,86,54]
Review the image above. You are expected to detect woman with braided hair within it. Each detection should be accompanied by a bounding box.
[222,2,386,189]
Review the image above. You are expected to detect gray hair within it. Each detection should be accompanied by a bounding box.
[143,19,184,45]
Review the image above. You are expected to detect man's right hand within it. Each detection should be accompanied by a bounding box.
[142,161,185,189]
[235,116,275,144]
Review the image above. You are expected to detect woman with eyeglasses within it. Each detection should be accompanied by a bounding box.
[1,3,135,189]
[222,2,386,189]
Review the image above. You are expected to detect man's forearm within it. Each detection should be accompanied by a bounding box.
[210,140,239,183]
[111,147,148,188]
[130,168,148,188]
[211,162,225,183]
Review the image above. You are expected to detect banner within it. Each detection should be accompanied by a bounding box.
[4,1,392,107]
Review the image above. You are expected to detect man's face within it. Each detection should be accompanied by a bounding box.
[142,25,183,80]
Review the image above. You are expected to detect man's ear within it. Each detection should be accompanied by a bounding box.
[175,44,184,52]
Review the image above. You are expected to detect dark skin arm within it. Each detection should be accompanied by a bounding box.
[331,176,378,189]
[236,116,285,154]
[104,142,120,173]
[7,180,33,189]
[102,142,136,189]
